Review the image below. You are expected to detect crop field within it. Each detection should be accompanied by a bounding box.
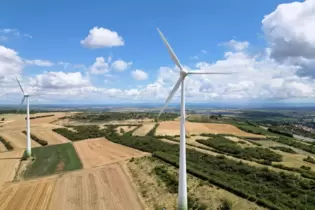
[155,121,265,137]
[73,138,148,169]
[0,141,7,152]
[133,122,155,136]
[31,129,70,145]
[0,149,24,186]
[1,131,41,149]
[22,143,82,179]
[0,163,143,210]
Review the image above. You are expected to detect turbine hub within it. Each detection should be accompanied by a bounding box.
[180,69,188,77]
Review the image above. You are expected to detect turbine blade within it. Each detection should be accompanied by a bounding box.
[187,70,236,74]
[16,96,26,113]
[16,76,25,94]
[157,28,184,71]
[158,77,183,118]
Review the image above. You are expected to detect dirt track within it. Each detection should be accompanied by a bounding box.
[0,150,24,186]
[156,121,264,137]
[73,138,148,169]
[0,163,144,210]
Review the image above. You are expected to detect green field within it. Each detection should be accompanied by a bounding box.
[23,143,82,179]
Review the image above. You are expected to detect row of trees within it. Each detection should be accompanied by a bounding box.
[196,135,282,162]
[0,136,14,150]
[22,131,48,146]
[99,126,315,209]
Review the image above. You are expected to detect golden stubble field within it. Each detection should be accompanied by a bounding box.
[0,150,25,186]
[155,121,265,138]
[0,163,144,210]
[0,112,71,149]
[73,138,149,169]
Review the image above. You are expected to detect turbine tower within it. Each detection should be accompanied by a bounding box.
[156,28,234,210]
[16,77,32,158]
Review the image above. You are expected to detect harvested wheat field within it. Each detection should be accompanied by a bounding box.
[0,150,24,186]
[0,163,143,210]
[133,123,155,136]
[0,142,7,153]
[155,121,264,138]
[32,129,70,145]
[74,138,149,169]
[1,132,41,149]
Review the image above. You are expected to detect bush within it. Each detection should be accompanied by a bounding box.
[53,125,107,141]
[301,165,311,171]
[196,135,282,162]
[103,126,315,210]
[270,137,315,155]
[268,127,293,137]
[219,198,233,210]
[22,131,48,146]
[270,146,297,154]
[0,136,14,150]
[304,156,315,164]
[146,123,159,136]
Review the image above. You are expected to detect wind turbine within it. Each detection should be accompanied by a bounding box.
[156,28,234,210]
[16,76,32,158]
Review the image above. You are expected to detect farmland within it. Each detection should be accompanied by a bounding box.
[21,143,82,180]
[73,138,148,169]
[0,163,144,210]
[1,109,315,209]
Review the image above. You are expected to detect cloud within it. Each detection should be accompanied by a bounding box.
[0,45,23,79]
[0,28,32,39]
[30,71,90,89]
[80,27,124,48]
[0,36,7,41]
[262,0,315,76]
[222,40,249,51]
[89,57,110,75]
[131,69,148,80]
[111,59,132,71]
[25,59,54,67]
[201,50,207,54]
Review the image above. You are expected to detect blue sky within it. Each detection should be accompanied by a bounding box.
[1,0,314,104]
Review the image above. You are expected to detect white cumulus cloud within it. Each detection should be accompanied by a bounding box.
[131,69,148,80]
[111,59,132,71]
[80,27,124,48]
[89,57,110,75]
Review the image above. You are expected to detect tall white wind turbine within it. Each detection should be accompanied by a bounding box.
[156,28,234,210]
[16,76,32,158]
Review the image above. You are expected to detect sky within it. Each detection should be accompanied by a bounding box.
[0,0,315,105]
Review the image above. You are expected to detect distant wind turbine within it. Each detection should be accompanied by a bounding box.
[156,28,235,210]
[16,76,42,158]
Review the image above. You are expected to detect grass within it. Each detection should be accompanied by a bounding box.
[22,143,82,179]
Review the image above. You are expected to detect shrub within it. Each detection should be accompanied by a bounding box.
[22,131,48,146]
[303,156,315,164]
[196,135,282,162]
[270,146,297,154]
[268,127,293,137]
[0,136,14,150]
